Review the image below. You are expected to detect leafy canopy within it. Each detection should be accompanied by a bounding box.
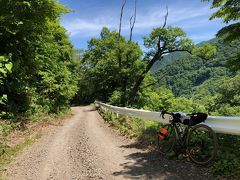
[203,0,240,41]
[0,0,78,116]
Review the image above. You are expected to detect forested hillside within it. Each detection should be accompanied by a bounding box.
[155,38,239,97]
[153,38,240,115]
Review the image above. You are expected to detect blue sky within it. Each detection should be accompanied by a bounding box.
[59,0,224,49]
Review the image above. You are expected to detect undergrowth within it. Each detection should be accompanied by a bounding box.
[98,108,160,146]
[213,134,240,178]
[0,110,71,177]
[98,107,240,179]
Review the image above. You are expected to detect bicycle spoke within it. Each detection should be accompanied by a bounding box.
[187,124,218,165]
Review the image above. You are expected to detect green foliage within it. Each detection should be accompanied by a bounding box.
[155,38,239,97]
[80,25,215,106]
[109,91,122,105]
[143,26,194,53]
[136,87,174,111]
[0,56,12,116]
[217,23,240,42]
[154,38,240,116]
[206,0,239,23]
[99,108,160,144]
[0,0,78,117]
[203,0,240,72]
[0,121,14,157]
[214,73,240,116]
[0,56,12,86]
[203,0,240,42]
[192,44,217,60]
[77,27,144,104]
[214,134,240,178]
[134,86,206,113]
[170,97,206,112]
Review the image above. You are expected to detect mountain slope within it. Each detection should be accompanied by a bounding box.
[153,38,240,97]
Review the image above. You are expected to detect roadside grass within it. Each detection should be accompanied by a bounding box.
[0,133,42,176]
[0,110,72,178]
[213,134,240,178]
[98,108,240,179]
[98,108,160,147]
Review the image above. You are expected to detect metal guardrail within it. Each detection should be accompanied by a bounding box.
[95,101,240,136]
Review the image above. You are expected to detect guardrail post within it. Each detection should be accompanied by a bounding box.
[116,113,119,119]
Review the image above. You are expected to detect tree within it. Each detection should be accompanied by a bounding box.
[128,25,216,104]
[0,0,78,116]
[155,38,239,97]
[0,55,12,116]
[77,27,144,105]
[203,0,240,42]
[129,0,137,41]
[214,72,240,116]
[203,0,240,70]
[80,24,215,106]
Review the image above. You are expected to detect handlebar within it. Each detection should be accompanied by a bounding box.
[160,110,174,119]
[161,111,208,125]
[160,111,181,123]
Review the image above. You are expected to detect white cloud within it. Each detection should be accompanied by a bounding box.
[133,6,212,30]
[61,18,115,37]
[61,4,215,40]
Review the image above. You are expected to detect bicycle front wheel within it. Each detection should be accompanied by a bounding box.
[157,124,176,155]
[187,124,218,165]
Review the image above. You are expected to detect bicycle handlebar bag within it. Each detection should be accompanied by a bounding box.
[189,113,208,126]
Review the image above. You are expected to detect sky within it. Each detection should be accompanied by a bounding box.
[59,0,225,49]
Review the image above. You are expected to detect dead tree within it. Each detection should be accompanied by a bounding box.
[118,0,127,39]
[129,0,137,41]
[162,6,168,28]
[118,0,138,106]
[128,7,169,104]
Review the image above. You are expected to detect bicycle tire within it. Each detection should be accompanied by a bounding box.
[187,124,218,165]
[157,124,176,155]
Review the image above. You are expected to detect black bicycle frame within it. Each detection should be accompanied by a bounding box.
[172,122,189,148]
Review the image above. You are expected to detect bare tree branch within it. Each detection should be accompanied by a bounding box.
[162,49,209,60]
[141,81,157,89]
[129,0,137,41]
[157,36,161,51]
[156,7,168,51]
[130,15,133,29]
[161,49,192,55]
[119,0,127,39]
[162,6,168,28]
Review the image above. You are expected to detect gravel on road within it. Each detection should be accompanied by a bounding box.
[7,106,214,180]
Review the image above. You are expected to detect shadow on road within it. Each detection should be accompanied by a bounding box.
[113,144,213,180]
[83,109,97,112]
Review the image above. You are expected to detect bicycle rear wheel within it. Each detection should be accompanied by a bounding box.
[157,124,176,155]
[187,124,218,165]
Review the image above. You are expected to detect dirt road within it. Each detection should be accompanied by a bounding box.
[7,106,213,179]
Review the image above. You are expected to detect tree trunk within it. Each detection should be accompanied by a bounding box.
[118,0,127,39]
[128,54,161,104]
[120,78,127,106]
[129,0,137,41]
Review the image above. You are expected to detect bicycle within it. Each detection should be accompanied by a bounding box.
[157,111,218,165]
